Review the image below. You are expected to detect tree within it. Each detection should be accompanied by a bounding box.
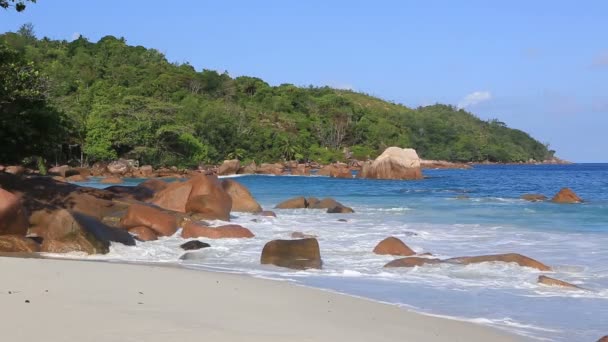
[0,0,35,12]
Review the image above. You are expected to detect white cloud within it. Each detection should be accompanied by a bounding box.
[457,91,492,109]
[70,32,81,41]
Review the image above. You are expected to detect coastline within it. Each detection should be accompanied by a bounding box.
[0,256,522,342]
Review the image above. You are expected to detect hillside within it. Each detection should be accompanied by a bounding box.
[0,28,554,167]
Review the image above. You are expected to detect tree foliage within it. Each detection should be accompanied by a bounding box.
[0,28,554,166]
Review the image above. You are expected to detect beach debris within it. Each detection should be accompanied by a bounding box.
[446,253,551,271]
[521,194,547,202]
[537,275,582,289]
[120,203,178,237]
[221,179,262,213]
[128,226,158,241]
[337,219,347,222]
[373,237,415,256]
[180,240,211,251]
[261,238,322,270]
[182,222,254,239]
[384,257,442,268]
[551,188,583,203]
[24,300,30,303]
[358,147,423,180]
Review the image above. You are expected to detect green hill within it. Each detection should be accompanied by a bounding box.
[0,28,554,167]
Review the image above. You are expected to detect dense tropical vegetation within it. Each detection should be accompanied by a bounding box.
[0,25,554,167]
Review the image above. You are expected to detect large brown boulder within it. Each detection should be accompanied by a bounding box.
[137,179,168,193]
[327,205,354,213]
[181,222,254,239]
[128,226,158,241]
[384,257,441,268]
[308,198,340,209]
[521,194,547,202]
[361,147,423,180]
[238,161,257,174]
[120,204,178,237]
[260,238,322,270]
[186,174,232,220]
[151,180,193,212]
[0,188,28,236]
[256,163,284,175]
[446,253,551,271]
[185,195,231,221]
[551,188,583,203]
[42,210,135,254]
[221,179,262,213]
[139,165,154,177]
[66,174,88,182]
[0,235,40,253]
[107,159,130,175]
[101,176,123,184]
[597,336,608,342]
[291,164,310,176]
[317,163,351,178]
[218,159,241,176]
[275,196,307,209]
[373,237,415,256]
[537,275,581,289]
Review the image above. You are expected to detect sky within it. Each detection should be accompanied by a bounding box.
[1,0,607,162]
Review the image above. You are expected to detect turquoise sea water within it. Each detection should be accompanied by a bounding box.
[78,164,608,341]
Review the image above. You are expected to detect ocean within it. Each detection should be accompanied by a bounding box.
[76,164,608,341]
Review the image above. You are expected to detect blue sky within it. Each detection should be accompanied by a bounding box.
[1,0,607,162]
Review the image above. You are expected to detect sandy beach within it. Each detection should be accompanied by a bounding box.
[0,257,521,342]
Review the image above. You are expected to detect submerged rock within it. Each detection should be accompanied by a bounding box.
[537,275,582,289]
[275,196,307,209]
[258,210,277,217]
[180,240,211,251]
[551,188,583,203]
[521,194,547,202]
[446,253,551,271]
[100,176,123,184]
[327,205,354,213]
[261,238,322,270]
[181,222,254,239]
[384,257,441,268]
[373,237,415,256]
[291,231,317,239]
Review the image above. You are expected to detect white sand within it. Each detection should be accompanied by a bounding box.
[0,257,522,342]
